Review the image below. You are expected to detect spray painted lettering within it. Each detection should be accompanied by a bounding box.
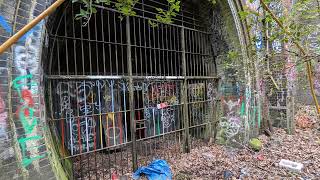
[13,75,46,167]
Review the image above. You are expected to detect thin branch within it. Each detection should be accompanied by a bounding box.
[259,0,320,115]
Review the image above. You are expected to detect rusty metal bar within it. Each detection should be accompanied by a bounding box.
[46,75,219,80]
[126,16,138,171]
[181,27,190,153]
[0,0,65,54]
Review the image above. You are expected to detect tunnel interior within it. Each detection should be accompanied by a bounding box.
[42,0,235,178]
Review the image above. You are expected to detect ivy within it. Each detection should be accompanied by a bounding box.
[73,0,111,25]
[115,0,139,20]
[149,0,180,27]
[73,0,218,26]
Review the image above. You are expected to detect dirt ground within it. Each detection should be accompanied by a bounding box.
[168,128,320,179]
[78,126,320,179]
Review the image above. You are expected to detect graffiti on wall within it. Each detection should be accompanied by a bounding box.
[13,75,46,168]
[144,82,180,137]
[55,80,126,155]
[0,15,46,168]
[219,97,242,139]
[0,95,7,140]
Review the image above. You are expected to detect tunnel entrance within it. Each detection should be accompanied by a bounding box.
[44,0,224,178]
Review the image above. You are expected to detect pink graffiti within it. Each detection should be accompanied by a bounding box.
[0,96,8,139]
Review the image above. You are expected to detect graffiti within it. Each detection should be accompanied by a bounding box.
[0,16,41,42]
[55,80,126,154]
[13,75,46,168]
[14,23,43,76]
[269,2,283,53]
[272,39,282,53]
[0,96,7,139]
[207,82,215,102]
[161,108,175,129]
[308,29,320,54]
[143,82,180,136]
[255,32,263,50]
[189,83,206,125]
[219,97,242,139]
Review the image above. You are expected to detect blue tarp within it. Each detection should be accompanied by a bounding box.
[132,159,172,180]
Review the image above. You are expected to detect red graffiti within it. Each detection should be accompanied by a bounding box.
[15,89,34,118]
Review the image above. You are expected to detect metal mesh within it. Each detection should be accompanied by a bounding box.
[44,0,217,178]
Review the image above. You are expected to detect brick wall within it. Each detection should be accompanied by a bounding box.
[0,0,248,179]
[0,0,67,179]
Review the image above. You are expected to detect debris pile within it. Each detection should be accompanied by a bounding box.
[169,127,320,179]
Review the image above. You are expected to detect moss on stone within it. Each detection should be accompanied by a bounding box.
[249,138,262,151]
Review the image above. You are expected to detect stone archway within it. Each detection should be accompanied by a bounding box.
[0,0,249,179]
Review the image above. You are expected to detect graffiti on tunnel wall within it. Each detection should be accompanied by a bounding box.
[0,94,8,140]
[13,75,46,168]
[3,16,47,168]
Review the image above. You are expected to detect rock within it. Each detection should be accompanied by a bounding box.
[249,138,262,151]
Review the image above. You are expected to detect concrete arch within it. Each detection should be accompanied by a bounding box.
[0,0,249,179]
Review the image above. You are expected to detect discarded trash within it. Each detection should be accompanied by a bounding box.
[157,103,168,109]
[223,170,233,179]
[111,172,119,180]
[240,168,249,179]
[256,154,264,161]
[133,159,172,180]
[279,159,304,172]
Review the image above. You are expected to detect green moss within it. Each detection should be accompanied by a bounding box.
[249,138,262,151]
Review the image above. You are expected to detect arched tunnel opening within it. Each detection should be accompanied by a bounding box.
[42,0,236,178]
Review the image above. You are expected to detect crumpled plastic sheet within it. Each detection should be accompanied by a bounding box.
[133,159,172,180]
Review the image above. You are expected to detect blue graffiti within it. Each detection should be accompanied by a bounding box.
[0,16,43,42]
[255,32,263,50]
[0,16,12,33]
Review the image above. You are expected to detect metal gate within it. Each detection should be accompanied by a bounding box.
[45,0,218,178]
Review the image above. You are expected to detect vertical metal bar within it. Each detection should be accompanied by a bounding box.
[101,9,106,75]
[108,11,113,75]
[94,13,100,74]
[126,16,137,171]
[71,3,77,75]
[114,12,119,75]
[181,27,190,153]
[80,18,85,74]
[97,80,103,149]
[122,83,128,143]
[148,21,153,76]
[57,41,61,75]
[64,12,69,75]
[88,19,92,75]
[138,18,143,76]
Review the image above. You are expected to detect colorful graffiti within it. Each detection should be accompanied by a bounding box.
[144,82,180,136]
[13,75,46,168]
[0,95,7,140]
[55,80,125,155]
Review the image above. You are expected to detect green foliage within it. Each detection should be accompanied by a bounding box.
[73,0,111,25]
[73,0,217,27]
[238,0,320,88]
[149,0,180,27]
[208,0,217,6]
[115,0,139,20]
